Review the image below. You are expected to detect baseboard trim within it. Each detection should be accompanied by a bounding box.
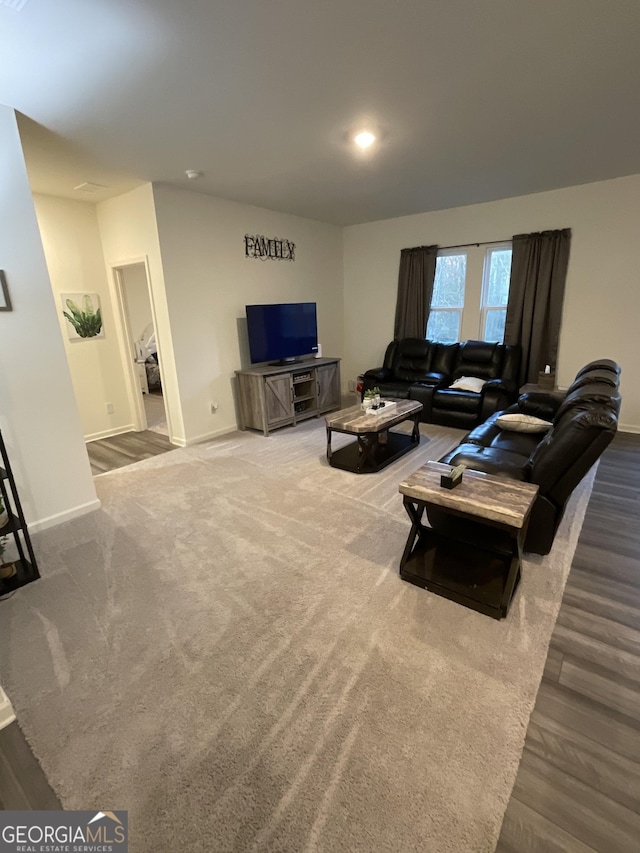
[0,686,16,731]
[179,425,238,447]
[28,499,102,534]
[620,424,640,434]
[85,425,136,442]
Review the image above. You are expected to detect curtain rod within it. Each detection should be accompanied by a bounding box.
[438,238,511,251]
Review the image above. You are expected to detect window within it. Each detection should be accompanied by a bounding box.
[480,246,512,342]
[425,243,512,343]
[425,251,467,343]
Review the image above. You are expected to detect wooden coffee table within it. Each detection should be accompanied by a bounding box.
[398,461,538,619]
[325,400,423,474]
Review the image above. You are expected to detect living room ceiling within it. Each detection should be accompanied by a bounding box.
[3,0,640,226]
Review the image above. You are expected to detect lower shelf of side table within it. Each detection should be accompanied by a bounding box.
[329,431,418,474]
[400,528,521,619]
[0,559,39,596]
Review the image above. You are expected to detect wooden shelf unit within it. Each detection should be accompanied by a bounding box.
[236,357,341,435]
[0,431,40,597]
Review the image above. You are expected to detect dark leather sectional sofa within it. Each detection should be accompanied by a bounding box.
[438,359,621,554]
[362,339,620,554]
[362,338,521,428]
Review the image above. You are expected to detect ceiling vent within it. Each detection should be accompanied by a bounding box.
[73,182,107,193]
[0,1,30,11]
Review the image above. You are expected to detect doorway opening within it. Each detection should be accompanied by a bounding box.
[84,259,175,476]
[114,261,169,437]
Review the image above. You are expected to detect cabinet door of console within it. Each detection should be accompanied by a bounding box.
[264,374,294,425]
[316,362,340,412]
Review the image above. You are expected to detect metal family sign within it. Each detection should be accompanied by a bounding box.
[245,234,296,261]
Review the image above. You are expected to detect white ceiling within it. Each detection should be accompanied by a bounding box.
[3,0,640,225]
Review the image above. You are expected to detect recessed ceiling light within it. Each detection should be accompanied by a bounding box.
[185,170,202,180]
[354,131,376,149]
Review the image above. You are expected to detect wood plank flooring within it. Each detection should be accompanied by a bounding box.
[1,432,639,839]
[86,429,175,475]
[0,722,60,810]
[496,431,640,852]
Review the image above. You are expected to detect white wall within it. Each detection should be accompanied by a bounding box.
[343,174,640,431]
[34,194,135,440]
[0,106,98,530]
[96,184,185,442]
[152,184,344,444]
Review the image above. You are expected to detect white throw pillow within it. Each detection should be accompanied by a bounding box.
[449,376,487,393]
[496,413,553,433]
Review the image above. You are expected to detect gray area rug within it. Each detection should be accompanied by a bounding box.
[0,421,596,852]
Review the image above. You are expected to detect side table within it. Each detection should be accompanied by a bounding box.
[398,462,538,619]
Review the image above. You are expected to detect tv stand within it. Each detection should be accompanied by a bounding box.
[236,358,341,435]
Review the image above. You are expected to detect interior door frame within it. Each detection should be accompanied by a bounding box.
[109,256,168,434]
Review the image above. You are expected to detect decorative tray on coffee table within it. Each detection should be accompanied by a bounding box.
[364,400,397,416]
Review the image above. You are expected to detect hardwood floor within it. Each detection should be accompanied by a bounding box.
[0,722,60,809]
[1,433,639,840]
[86,429,175,475]
[496,431,640,852]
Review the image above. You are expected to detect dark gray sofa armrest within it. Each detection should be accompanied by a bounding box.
[361,367,392,398]
[363,367,392,382]
[483,377,516,395]
[517,391,563,421]
[480,378,518,422]
[440,443,530,480]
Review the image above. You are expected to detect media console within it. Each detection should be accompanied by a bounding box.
[236,357,341,436]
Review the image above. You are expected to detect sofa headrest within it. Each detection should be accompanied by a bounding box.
[454,340,502,380]
[458,340,499,364]
[393,338,433,383]
[554,382,621,423]
[575,359,620,379]
[569,369,619,392]
[396,338,433,360]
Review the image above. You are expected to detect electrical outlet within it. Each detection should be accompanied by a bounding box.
[105,402,114,414]
[210,402,218,413]
[348,379,356,392]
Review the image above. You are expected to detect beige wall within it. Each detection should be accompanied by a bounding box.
[0,106,97,530]
[152,184,344,444]
[34,194,135,440]
[96,184,185,443]
[343,174,640,430]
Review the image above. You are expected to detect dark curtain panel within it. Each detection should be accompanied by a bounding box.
[504,229,571,386]
[393,245,438,340]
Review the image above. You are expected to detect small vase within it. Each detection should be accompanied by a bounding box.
[0,562,16,580]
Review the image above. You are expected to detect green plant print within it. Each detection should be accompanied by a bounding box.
[63,295,103,338]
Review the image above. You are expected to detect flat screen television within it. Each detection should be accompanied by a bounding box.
[246,302,318,365]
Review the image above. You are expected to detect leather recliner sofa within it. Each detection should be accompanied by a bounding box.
[362,338,521,428]
[437,359,621,555]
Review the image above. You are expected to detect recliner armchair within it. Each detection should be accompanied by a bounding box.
[362,338,520,428]
[438,359,621,554]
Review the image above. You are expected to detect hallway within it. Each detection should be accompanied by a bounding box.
[85,429,174,475]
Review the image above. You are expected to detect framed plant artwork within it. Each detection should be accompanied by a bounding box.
[61,293,104,340]
[0,270,12,311]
